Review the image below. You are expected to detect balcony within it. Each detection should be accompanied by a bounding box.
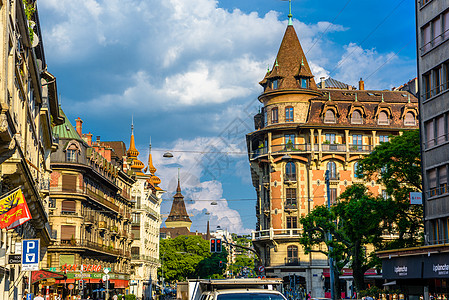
[284,174,297,183]
[84,214,95,225]
[120,230,128,239]
[98,221,108,231]
[271,144,311,153]
[110,225,119,235]
[284,202,297,210]
[349,144,373,152]
[284,258,300,266]
[50,187,120,213]
[50,239,121,256]
[321,143,346,152]
[252,228,302,242]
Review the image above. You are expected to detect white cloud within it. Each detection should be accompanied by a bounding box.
[145,137,252,234]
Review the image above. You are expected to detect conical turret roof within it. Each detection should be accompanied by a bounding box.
[260,24,318,91]
[165,177,192,227]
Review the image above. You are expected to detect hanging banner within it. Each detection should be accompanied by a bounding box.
[0,188,32,229]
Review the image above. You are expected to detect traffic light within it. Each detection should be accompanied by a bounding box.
[216,239,222,253]
[78,279,84,290]
[219,261,223,268]
[210,239,216,252]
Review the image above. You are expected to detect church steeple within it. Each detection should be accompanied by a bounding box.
[127,122,144,174]
[165,171,192,230]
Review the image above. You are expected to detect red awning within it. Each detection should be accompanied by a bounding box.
[111,280,128,289]
[32,270,66,284]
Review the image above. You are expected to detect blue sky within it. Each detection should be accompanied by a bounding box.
[38,0,416,234]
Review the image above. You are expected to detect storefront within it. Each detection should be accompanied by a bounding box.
[379,246,449,300]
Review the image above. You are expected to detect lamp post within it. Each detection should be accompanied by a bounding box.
[325,170,336,300]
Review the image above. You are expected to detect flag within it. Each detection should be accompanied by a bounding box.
[0,188,32,229]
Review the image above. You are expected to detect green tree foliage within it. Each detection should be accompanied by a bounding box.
[159,235,227,282]
[358,129,423,249]
[299,131,423,293]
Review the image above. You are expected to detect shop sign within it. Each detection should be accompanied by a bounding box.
[382,256,422,279]
[60,264,102,273]
[423,253,449,278]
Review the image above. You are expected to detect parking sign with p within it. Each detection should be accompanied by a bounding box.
[22,239,40,271]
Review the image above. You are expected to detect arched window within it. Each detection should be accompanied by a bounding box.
[327,161,337,180]
[285,162,296,181]
[354,161,361,178]
[351,110,363,124]
[324,110,336,123]
[378,111,389,125]
[66,143,79,162]
[287,245,299,265]
[404,112,416,126]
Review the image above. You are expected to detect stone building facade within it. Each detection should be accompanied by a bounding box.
[247,18,419,297]
[0,0,63,298]
[47,113,134,297]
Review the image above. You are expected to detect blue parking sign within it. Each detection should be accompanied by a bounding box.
[22,239,40,271]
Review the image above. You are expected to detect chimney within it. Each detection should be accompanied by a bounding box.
[359,78,365,90]
[320,77,325,89]
[96,136,101,144]
[75,117,83,136]
[86,133,93,146]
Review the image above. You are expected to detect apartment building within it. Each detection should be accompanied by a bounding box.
[47,113,134,298]
[247,16,418,297]
[0,0,63,298]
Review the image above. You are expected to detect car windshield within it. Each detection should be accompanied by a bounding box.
[217,293,285,300]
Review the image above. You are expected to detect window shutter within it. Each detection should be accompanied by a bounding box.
[60,225,76,240]
[62,174,77,192]
[61,200,76,213]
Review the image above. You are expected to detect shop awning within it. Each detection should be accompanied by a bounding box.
[112,279,128,289]
[32,270,66,284]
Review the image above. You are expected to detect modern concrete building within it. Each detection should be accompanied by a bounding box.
[126,128,164,300]
[246,12,419,298]
[0,0,63,298]
[47,114,134,298]
[377,1,449,298]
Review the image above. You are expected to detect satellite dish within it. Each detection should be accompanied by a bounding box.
[31,33,39,48]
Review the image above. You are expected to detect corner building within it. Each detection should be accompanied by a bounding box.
[247,20,419,297]
[47,112,134,297]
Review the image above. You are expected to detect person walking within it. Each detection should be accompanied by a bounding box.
[33,293,45,300]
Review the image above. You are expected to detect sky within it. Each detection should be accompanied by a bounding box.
[37,0,417,234]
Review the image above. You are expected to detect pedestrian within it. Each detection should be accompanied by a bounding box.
[307,291,311,300]
[112,294,118,300]
[34,293,45,300]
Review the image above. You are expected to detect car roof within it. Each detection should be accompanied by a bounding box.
[216,289,283,295]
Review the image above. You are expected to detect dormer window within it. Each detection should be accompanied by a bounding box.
[351,110,363,124]
[324,110,336,124]
[404,112,416,126]
[300,78,308,88]
[378,111,389,125]
[272,79,279,89]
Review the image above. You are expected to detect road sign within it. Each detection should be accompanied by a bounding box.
[22,239,40,271]
[102,275,110,281]
[68,284,74,290]
[258,265,265,273]
[104,268,110,274]
[8,254,21,264]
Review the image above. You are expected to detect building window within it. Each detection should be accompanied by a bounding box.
[327,161,337,180]
[285,188,297,207]
[325,133,336,144]
[354,162,361,178]
[287,245,299,265]
[285,107,294,122]
[263,109,268,127]
[271,107,279,124]
[324,110,336,123]
[379,135,389,143]
[352,134,363,151]
[436,115,446,144]
[429,169,437,197]
[329,188,337,205]
[272,79,279,90]
[425,120,435,148]
[285,134,295,149]
[351,110,363,124]
[285,162,296,181]
[60,225,76,243]
[439,166,448,195]
[423,73,431,100]
[286,216,297,229]
[66,149,77,162]
[378,111,389,125]
[300,78,308,88]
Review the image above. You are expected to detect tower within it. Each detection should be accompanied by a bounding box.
[165,174,192,230]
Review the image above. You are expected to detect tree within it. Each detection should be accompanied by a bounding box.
[299,130,423,293]
[299,185,390,294]
[159,235,227,283]
[358,129,423,249]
